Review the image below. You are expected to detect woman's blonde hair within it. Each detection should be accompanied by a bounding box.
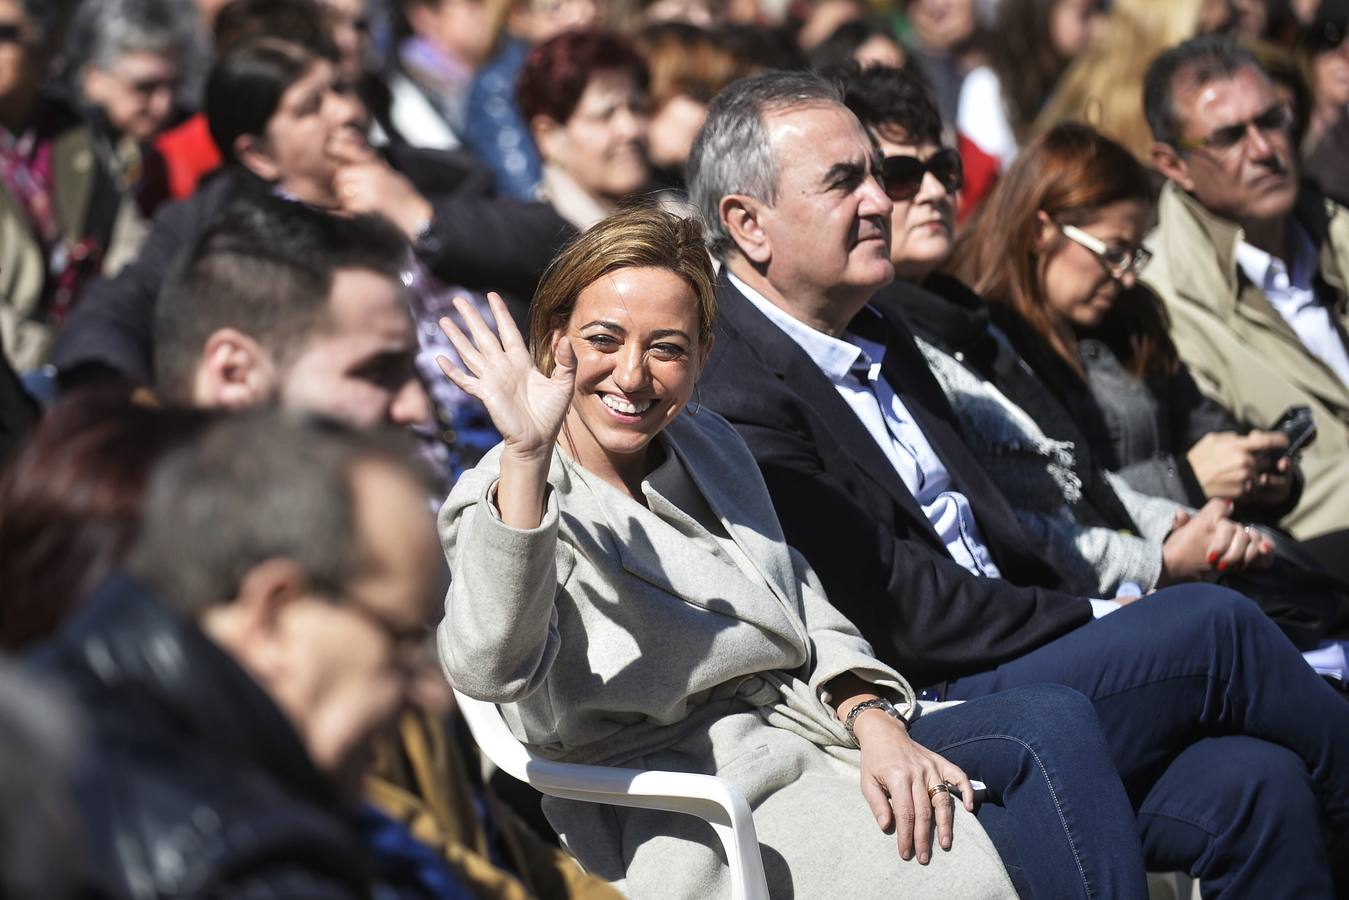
[528,203,716,373]
[1035,0,1210,161]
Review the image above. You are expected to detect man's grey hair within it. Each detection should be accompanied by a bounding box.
[1143,34,1267,149]
[687,71,844,260]
[125,413,423,616]
[65,0,199,74]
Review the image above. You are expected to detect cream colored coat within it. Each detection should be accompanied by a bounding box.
[1143,181,1349,541]
[438,410,1014,899]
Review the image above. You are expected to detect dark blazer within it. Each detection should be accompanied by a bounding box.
[29,575,383,899]
[698,275,1092,687]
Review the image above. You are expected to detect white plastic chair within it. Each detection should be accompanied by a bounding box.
[454,689,772,900]
[454,694,987,900]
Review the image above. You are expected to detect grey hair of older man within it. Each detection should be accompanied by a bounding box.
[124,412,424,616]
[686,70,844,261]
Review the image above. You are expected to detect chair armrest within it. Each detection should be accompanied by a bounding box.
[453,690,770,900]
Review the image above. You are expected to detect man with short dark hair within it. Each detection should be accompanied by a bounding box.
[154,195,431,430]
[150,193,621,900]
[31,413,455,899]
[1143,34,1349,562]
[691,69,1349,897]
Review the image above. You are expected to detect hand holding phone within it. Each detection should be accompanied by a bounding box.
[1271,405,1316,462]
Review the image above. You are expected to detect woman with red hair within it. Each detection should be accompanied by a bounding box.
[518,29,653,230]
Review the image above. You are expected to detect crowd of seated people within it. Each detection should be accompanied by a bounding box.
[4,0,1349,897]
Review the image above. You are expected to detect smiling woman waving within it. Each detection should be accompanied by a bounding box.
[434,203,1150,899]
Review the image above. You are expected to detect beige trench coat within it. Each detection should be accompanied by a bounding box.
[1142,181,1349,541]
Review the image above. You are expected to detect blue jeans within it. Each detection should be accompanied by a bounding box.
[910,684,1148,899]
[946,585,1349,898]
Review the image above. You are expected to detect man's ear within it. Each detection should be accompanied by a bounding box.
[201,557,311,684]
[193,328,278,410]
[1150,141,1195,193]
[720,194,771,265]
[234,133,280,183]
[531,115,563,163]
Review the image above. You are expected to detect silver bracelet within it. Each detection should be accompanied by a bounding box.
[843,697,903,745]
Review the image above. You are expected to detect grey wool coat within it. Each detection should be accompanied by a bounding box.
[438,409,1015,899]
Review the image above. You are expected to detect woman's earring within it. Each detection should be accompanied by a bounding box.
[690,384,703,416]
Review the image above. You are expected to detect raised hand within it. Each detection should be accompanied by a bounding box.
[438,292,575,462]
[438,292,575,528]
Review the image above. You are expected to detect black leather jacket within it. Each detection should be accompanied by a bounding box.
[28,575,380,900]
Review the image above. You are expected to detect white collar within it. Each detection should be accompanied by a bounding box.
[1235,219,1316,294]
[727,271,879,383]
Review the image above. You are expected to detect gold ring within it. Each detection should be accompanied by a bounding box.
[927,783,952,800]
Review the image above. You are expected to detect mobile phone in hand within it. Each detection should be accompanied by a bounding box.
[1271,405,1316,461]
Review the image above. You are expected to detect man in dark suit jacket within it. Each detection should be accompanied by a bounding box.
[688,70,1349,895]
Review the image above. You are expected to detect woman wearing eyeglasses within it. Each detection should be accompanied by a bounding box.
[842,67,1272,597]
[955,122,1299,541]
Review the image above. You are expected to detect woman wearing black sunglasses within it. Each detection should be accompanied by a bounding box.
[843,67,1275,597]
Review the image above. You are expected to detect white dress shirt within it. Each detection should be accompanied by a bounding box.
[1236,221,1349,389]
[730,273,1002,579]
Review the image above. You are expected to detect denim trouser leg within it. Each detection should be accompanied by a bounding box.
[910,684,1149,900]
[1138,737,1332,899]
[945,585,1349,883]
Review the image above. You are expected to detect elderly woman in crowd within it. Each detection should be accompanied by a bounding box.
[437,203,1152,899]
[65,0,199,270]
[66,0,195,151]
[518,29,653,230]
[0,0,122,371]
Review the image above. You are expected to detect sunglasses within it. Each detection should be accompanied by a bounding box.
[0,22,30,45]
[1058,222,1152,279]
[880,148,963,202]
[124,76,179,96]
[1310,19,1346,54]
[1178,103,1291,153]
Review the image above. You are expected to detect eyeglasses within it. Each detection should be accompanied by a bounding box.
[122,75,179,97]
[337,595,436,668]
[880,147,963,202]
[1058,222,1152,279]
[1177,103,1292,154]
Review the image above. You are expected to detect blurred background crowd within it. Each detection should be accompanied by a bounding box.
[3,0,1349,896]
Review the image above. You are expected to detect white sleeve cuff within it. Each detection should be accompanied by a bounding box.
[1090,599,1122,619]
